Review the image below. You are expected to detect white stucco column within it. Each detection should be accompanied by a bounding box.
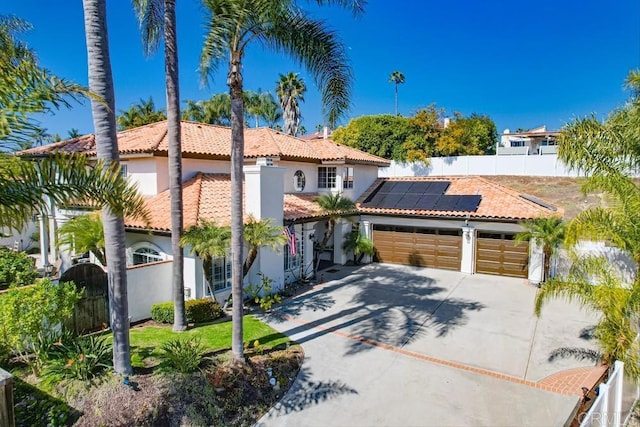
[243,165,286,290]
[360,220,372,264]
[333,218,351,265]
[38,214,50,269]
[528,239,544,285]
[460,225,476,274]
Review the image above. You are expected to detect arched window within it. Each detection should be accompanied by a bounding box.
[293,170,305,192]
[129,241,166,266]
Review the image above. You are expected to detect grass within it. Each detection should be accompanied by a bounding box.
[129,315,291,368]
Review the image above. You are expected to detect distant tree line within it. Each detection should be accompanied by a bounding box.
[332,105,498,162]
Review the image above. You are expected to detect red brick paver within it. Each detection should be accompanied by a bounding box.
[538,365,608,397]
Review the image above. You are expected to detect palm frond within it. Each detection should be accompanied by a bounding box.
[132,0,165,56]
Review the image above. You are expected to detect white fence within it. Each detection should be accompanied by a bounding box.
[127,260,173,322]
[577,361,638,427]
[379,154,581,177]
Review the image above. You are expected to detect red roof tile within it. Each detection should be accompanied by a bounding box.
[21,121,389,166]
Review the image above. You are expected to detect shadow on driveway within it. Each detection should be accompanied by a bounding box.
[266,264,486,356]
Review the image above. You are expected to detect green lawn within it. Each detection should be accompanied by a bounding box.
[129,315,291,367]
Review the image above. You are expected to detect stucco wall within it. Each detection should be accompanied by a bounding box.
[127,260,173,322]
[379,155,584,178]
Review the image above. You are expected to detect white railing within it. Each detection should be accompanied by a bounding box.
[578,361,629,427]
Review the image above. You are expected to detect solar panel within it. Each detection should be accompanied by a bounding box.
[427,181,450,194]
[455,195,482,212]
[382,194,405,208]
[416,195,439,210]
[432,195,460,211]
[392,181,413,193]
[408,182,429,194]
[519,194,557,211]
[396,194,422,209]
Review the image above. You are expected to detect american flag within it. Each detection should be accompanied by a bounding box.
[283,225,296,255]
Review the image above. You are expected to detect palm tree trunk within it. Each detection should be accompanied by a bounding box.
[243,247,258,277]
[394,83,398,116]
[228,50,245,362]
[164,0,186,332]
[82,0,132,375]
[543,248,551,282]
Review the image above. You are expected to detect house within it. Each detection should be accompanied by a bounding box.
[20,121,560,319]
[498,125,559,155]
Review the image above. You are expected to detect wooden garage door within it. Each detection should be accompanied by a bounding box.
[476,232,528,278]
[373,226,461,270]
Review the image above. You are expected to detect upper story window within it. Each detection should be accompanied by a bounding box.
[318,167,337,189]
[343,167,354,189]
[294,170,305,192]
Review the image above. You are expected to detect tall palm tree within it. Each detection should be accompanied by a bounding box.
[514,216,566,282]
[244,90,263,128]
[67,128,81,139]
[388,70,405,116]
[276,72,306,135]
[199,0,358,362]
[133,0,187,332]
[182,93,231,125]
[314,193,355,273]
[57,212,106,266]
[261,92,283,129]
[82,0,133,374]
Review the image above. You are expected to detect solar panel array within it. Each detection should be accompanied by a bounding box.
[362,180,481,212]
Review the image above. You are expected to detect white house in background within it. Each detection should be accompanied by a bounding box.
[20,121,560,320]
[498,125,559,155]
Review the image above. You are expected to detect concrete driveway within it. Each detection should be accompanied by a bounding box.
[256,264,600,427]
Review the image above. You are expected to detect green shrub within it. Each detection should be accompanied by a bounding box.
[0,279,82,372]
[41,334,112,383]
[151,299,223,324]
[159,337,206,373]
[245,274,281,311]
[0,247,38,289]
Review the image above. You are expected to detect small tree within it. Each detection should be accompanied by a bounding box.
[0,247,38,289]
[57,212,106,266]
[343,229,374,265]
[314,193,355,274]
[242,217,287,277]
[515,216,566,282]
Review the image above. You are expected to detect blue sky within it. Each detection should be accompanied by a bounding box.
[5,1,640,139]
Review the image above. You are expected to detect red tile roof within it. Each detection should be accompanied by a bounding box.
[126,173,324,231]
[21,121,390,166]
[357,176,562,221]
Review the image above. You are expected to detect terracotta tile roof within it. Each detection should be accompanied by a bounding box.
[356,176,563,221]
[126,173,325,231]
[20,121,389,166]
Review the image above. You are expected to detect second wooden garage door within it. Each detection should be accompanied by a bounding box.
[373,226,461,270]
[475,232,528,278]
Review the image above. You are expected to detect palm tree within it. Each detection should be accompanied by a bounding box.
[57,212,106,266]
[388,70,405,116]
[314,193,355,273]
[276,72,306,136]
[182,93,231,125]
[243,217,287,276]
[83,0,133,375]
[199,0,357,362]
[181,220,231,297]
[535,255,640,379]
[244,90,263,128]
[67,128,81,139]
[133,0,187,332]
[0,15,87,151]
[343,229,374,264]
[261,92,283,129]
[117,97,167,130]
[514,216,566,282]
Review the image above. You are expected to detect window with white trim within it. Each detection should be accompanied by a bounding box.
[343,167,354,189]
[206,256,232,295]
[132,246,163,265]
[284,238,302,272]
[120,163,128,178]
[294,170,305,192]
[318,167,337,189]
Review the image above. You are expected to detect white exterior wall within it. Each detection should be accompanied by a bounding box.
[333,218,352,265]
[379,155,587,178]
[127,260,173,322]
[555,242,637,285]
[528,240,544,285]
[280,161,320,194]
[0,221,38,252]
[181,158,230,180]
[122,157,158,196]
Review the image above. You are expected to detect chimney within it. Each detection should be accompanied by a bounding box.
[443,117,451,128]
[323,126,329,139]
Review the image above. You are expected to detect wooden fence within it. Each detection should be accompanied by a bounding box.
[0,368,14,427]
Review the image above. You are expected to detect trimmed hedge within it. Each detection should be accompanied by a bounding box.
[151,298,223,324]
